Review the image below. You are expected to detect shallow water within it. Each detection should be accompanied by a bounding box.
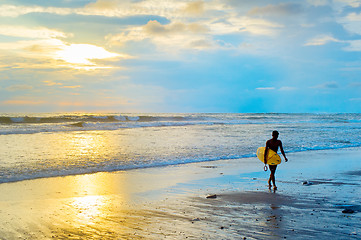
[0,113,360,183]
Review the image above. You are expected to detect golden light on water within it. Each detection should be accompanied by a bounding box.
[71,195,108,224]
[72,134,98,156]
[67,132,109,158]
[66,173,129,228]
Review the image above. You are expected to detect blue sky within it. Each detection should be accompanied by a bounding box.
[0,0,360,113]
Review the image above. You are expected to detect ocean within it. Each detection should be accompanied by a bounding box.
[0,113,360,184]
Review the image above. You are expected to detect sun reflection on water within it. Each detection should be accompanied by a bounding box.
[65,172,128,228]
[71,195,107,224]
[70,133,102,156]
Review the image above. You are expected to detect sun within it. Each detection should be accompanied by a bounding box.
[56,44,120,65]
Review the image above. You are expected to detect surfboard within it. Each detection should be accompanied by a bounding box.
[256,147,281,165]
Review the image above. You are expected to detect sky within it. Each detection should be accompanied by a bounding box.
[0,0,360,113]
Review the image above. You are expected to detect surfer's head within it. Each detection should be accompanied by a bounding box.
[272,130,279,139]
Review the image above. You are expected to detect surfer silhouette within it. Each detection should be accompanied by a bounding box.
[264,131,288,190]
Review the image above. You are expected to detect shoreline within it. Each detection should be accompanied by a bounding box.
[0,147,360,239]
[1,145,360,186]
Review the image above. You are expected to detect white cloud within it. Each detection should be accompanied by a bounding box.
[343,40,361,51]
[0,38,65,57]
[256,86,296,91]
[144,20,208,35]
[307,0,329,6]
[345,12,361,21]
[106,15,284,52]
[106,20,214,52]
[0,0,216,20]
[256,87,275,90]
[304,35,342,46]
[0,25,68,39]
[339,12,361,35]
[305,35,361,52]
[0,4,73,17]
[0,38,129,70]
[335,0,361,8]
[310,81,339,89]
[211,16,283,36]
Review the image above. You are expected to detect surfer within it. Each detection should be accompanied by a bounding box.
[264,131,288,190]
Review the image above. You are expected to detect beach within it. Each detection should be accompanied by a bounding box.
[0,147,360,239]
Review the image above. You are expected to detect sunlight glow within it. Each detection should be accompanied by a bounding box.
[56,44,120,65]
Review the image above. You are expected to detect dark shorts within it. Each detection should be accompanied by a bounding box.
[269,165,277,171]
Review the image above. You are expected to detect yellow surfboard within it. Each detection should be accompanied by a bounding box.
[256,147,281,165]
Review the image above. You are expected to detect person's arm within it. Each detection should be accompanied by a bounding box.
[264,141,269,164]
[279,141,288,162]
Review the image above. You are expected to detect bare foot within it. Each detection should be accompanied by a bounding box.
[273,186,277,190]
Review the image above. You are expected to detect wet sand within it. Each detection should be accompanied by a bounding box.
[0,147,360,239]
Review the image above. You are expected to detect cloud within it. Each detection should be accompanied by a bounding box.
[0,4,74,17]
[345,12,361,21]
[305,34,361,52]
[144,20,208,35]
[224,17,284,36]
[256,87,275,90]
[310,81,339,89]
[6,84,34,92]
[60,85,82,89]
[337,12,361,35]
[0,39,65,61]
[0,25,68,39]
[85,0,121,10]
[256,87,297,91]
[0,37,130,70]
[43,81,63,86]
[343,40,361,51]
[349,82,361,88]
[279,86,297,91]
[181,0,205,16]
[304,35,342,46]
[248,3,303,16]
[336,0,361,8]
[307,0,329,6]
[84,0,185,18]
[1,100,45,105]
[55,44,123,65]
[106,20,213,51]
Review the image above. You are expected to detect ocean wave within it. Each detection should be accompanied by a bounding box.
[68,122,86,127]
[0,114,199,124]
[0,113,360,136]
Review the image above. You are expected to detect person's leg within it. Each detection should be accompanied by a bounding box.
[268,173,272,188]
[269,165,277,189]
